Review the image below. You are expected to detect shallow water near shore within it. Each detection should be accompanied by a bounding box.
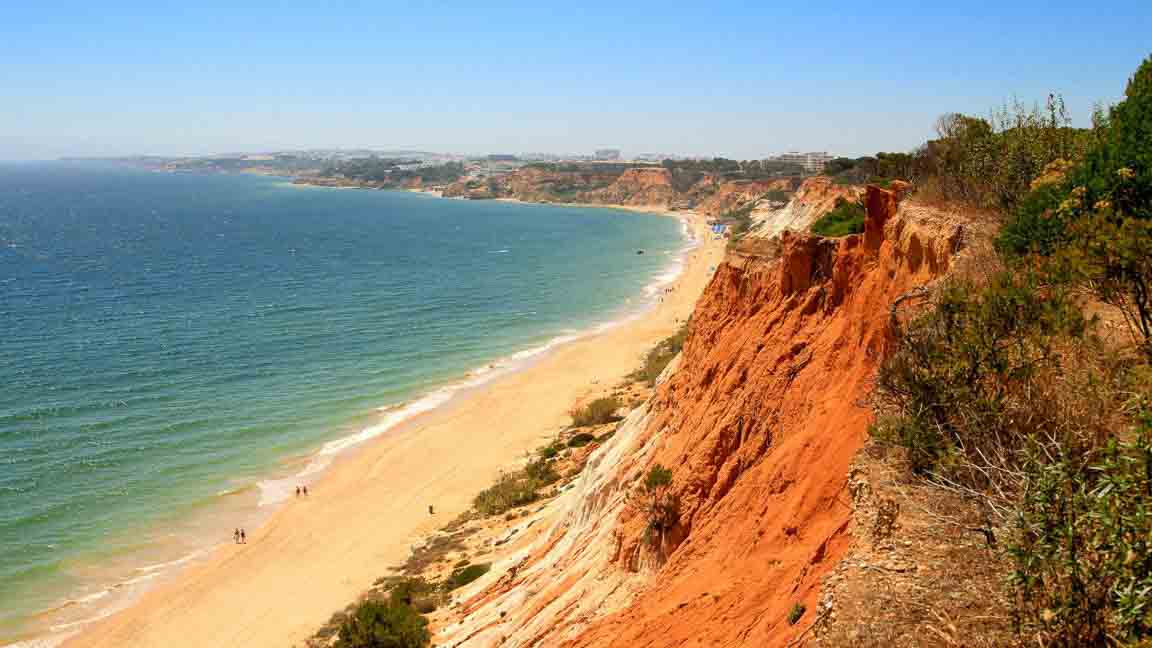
[0,163,686,644]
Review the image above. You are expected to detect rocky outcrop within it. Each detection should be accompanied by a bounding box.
[437,187,965,647]
[748,176,864,239]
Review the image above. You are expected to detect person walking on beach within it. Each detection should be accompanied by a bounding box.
[428,505,435,515]
[295,486,300,497]
[302,485,309,496]
[240,529,246,544]
[233,528,240,544]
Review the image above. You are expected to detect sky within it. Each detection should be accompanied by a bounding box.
[2,1,1150,160]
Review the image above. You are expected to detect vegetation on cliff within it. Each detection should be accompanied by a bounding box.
[660,157,805,180]
[472,456,560,517]
[631,464,678,548]
[319,158,465,186]
[809,197,866,237]
[628,324,689,386]
[872,55,1152,646]
[827,95,1089,213]
[332,589,430,648]
[570,396,623,427]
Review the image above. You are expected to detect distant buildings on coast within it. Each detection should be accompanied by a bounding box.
[103,147,841,178]
[768,151,834,174]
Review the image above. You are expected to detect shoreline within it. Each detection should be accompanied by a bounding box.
[13,207,720,648]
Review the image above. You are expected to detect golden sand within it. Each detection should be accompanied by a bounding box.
[62,210,724,648]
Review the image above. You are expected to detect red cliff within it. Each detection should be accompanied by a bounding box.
[578,167,677,206]
[438,186,964,647]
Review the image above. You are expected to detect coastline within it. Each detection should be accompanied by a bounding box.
[38,208,721,648]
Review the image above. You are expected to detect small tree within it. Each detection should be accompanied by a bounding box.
[334,599,429,648]
[1000,55,1152,356]
[634,464,679,547]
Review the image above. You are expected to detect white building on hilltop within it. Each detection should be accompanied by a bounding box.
[772,151,834,174]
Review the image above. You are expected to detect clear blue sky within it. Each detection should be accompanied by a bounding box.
[2,1,1149,160]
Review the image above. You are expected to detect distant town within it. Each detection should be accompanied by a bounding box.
[76,148,838,180]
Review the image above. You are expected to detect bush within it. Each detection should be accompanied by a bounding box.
[385,577,436,609]
[916,97,1088,211]
[788,602,806,626]
[443,563,491,591]
[524,456,559,485]
[1000,55,1152,355]
[870,54,1152,646]
[629,325,689,386]
[633,464,678,547]
[1010,407,1152,644]
[567,432,596,448]
[473,457,559,517]
[873,258,1149,645]
[763,189,792,203]
[537,442,562,460]
[570,396,621,427]
[334,599,429,648]
[872,272,1090,494]
[810,197,866,237]
[473,473,540,516]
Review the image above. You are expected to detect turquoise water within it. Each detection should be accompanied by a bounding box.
[0,163,685,642]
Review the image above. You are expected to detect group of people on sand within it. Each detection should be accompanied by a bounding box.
[232,485,310,545]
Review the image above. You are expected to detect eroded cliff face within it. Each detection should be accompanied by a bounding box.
[442,167,626,202]
[443,167,807,213]
[572,167,675,206]
[438,186,963,647]
[749,176,864,239]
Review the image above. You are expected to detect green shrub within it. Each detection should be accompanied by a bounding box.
[629,325,689,386]
[1010,407,1152,645]
[763,189,792,203]
[917,97,1088,211]
[644,464,672,490]
[872,273,1088,489]
[538,442,562,460]
[570,396,621,427]
[999,56,1152,355]
[334,599,429,648]
[474,457,559,517]
[524,457,559,485]
[473,473,540,516]
[567,432,596,448]
[788,602,806,625]
[633,464,678,547]
[810,197,866,237]
[444,563,491,591]
[385,577,434,606]
[869,55,1152,646]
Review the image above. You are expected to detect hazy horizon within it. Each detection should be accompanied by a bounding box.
[4,1,1150,161]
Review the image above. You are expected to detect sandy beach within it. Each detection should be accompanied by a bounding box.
[58,209,724,648]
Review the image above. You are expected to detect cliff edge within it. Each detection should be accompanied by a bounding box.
[437,185,965,647]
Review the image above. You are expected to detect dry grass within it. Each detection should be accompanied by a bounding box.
[811,443,1015,647]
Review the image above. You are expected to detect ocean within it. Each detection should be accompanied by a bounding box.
[0,163,687,644]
